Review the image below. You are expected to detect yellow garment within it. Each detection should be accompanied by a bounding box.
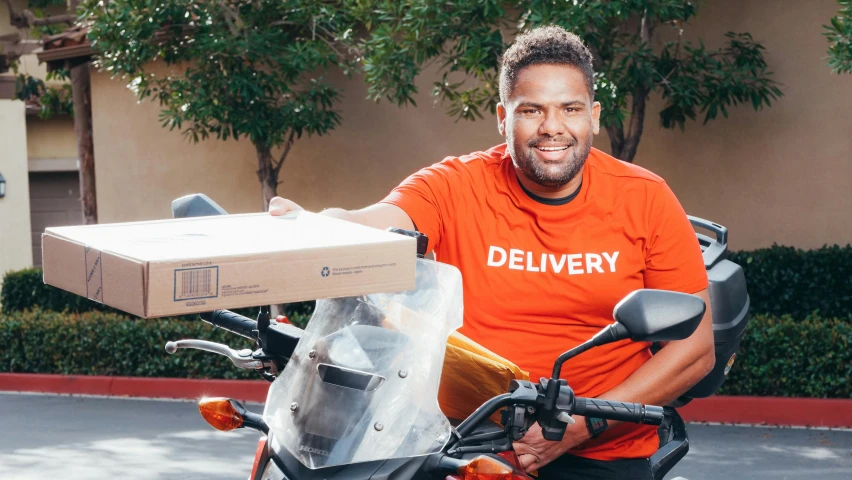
[439,331,530,423]
[377,302,529,423]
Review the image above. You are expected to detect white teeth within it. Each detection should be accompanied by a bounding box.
[537,146,568,151]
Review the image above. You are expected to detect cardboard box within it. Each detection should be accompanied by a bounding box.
[42,212,416,318]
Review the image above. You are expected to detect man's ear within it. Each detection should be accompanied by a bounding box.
[496,103,507,137]
[591,101,601,135]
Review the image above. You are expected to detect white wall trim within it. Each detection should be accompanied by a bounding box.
[28,157,80,172]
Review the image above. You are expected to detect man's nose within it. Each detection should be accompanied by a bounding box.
[538,111,566,137]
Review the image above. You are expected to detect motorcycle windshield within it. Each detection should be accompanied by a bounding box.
[263,258,464,469]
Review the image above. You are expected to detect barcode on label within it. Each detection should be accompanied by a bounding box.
[173,266,219,301]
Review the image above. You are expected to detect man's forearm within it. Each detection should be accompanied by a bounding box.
[319,204,415,232]
[319,207,355,222]
[601,331,715,408]
[592,289,716,418]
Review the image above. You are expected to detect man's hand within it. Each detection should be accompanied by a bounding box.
[269,197,304,216]
[513,417,591,473]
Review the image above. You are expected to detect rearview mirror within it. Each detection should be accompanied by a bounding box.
[171,193,228,219]
[613,289,705,342]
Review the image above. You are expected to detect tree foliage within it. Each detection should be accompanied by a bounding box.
[826,0,852,74]
[356,0,783,162]
[15,69,74,119]
[84,0,355,207]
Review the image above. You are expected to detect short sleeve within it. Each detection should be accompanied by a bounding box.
[644,182,709,293]
[380,158,461,253]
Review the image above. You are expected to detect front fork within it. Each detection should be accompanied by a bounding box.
[250,436,270,480]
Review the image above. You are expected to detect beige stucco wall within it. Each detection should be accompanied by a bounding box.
[91,0,851,250]
[91,63,275,220]
[26,117,78,159]
[0,100,34,293]
[91,63,500,222]
[622,0,852,251]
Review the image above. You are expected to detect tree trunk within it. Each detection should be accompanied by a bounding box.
[71,62,97,224]
[606,124,627,161]
[607,89,649,164]
[255,144,278,211]
[256,142,285,317]
[607,11,655,164]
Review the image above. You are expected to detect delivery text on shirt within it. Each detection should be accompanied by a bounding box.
[486,246,619,274]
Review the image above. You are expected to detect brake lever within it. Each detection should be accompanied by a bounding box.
[165,339,267,370]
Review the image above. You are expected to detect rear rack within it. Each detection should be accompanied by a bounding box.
[688,216,728,269]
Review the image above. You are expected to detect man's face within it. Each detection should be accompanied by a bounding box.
[497,64,601,188]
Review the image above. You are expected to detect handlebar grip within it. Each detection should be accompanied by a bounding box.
[643,405,665,425]
[574,398,665,426]
[199,310,257,340]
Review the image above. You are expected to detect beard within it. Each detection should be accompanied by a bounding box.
[508,133,592,188]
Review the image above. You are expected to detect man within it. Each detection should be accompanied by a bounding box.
[270,25,715,480]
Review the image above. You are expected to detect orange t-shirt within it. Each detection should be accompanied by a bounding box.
[381,144,708,461]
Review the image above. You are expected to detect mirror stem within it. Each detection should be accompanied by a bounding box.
[551,339,594,381]
[550,323,628,380]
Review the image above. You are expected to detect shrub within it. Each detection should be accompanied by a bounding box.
[1,268,116,314]
[1,310,848,398]
[718,313,851,398]
[1,267,315,318]
[728,244,852,319]
[0,309,260,379]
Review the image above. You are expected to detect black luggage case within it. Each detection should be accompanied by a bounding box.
[680,217,751,400]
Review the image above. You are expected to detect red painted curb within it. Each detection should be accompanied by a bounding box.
[0,373,269,403]
[679,395,852,428]
[2,373,850,428]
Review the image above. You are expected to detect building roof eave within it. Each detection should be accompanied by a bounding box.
[35,43,95,71]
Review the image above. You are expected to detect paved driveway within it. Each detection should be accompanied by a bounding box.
[665,423,852,479]
[1,393,850,479]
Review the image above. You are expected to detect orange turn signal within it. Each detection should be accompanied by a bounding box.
[456,455,514,480]
[199,397,244,431]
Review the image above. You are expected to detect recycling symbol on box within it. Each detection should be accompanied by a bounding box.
[321,267,330,277]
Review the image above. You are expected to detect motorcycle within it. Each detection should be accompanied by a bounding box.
[165,194,750,480]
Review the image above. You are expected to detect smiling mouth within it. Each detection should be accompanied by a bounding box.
[534,145,570,152]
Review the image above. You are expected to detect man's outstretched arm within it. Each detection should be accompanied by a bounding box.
[268,197,415,232]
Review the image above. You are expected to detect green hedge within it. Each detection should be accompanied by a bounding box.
[1,268,118,314]
[1,267,315,319]
[718,313,850,398]
[1,309,848,398]
[727,244,852,319]
[0,309,308,379]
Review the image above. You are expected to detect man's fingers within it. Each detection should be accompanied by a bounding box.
[269,197,304,216]
[518,453,537,470]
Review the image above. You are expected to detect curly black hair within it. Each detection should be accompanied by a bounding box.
[499,25,595,103]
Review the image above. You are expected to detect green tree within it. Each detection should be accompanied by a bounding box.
[826,0,852,74]
[357,0,783,163]
[84,0,354,209]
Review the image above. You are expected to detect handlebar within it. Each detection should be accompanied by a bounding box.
[199,310,258,340]
[573,397,665,425]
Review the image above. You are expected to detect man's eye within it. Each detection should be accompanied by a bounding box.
[565,108,578,113]
[522,109,538,114]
